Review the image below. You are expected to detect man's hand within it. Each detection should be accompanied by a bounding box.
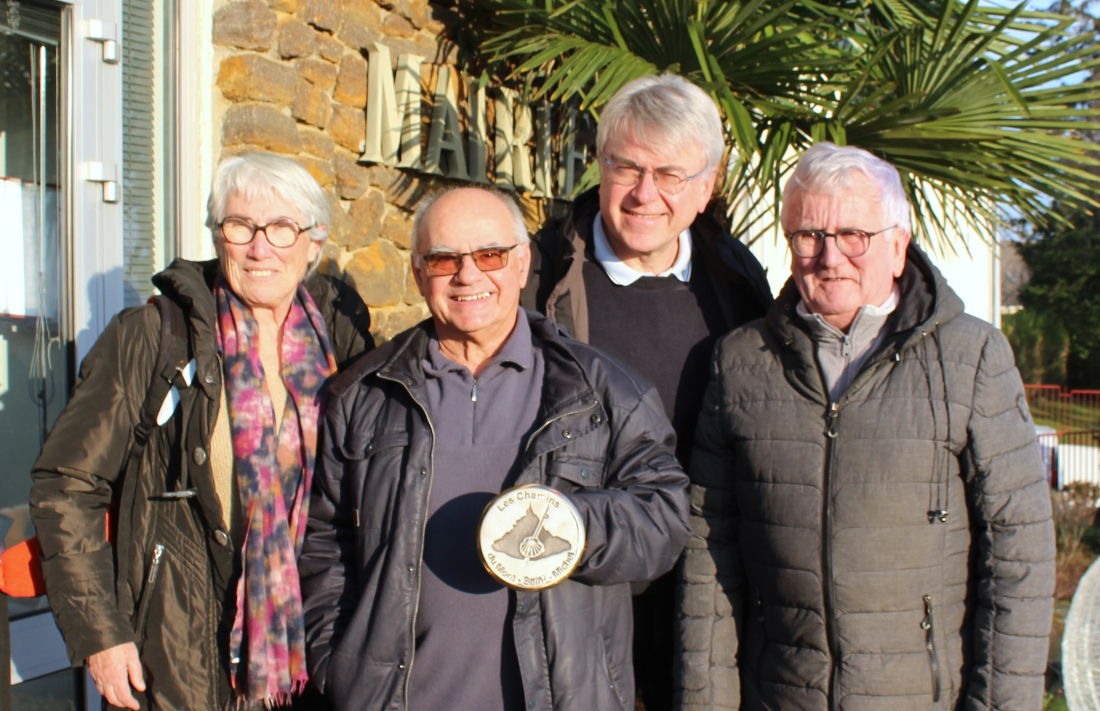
[87,642,145,710]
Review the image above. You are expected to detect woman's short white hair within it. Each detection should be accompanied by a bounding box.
[206,152,331,244]
[596,74,725,169]
[781,142,912,236]
[411,186,529,263]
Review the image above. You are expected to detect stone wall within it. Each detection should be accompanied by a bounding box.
[211,0,466,342]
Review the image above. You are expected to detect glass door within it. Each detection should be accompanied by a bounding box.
[1,0,80,707]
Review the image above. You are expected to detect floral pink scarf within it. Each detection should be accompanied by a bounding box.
[214,276,337,706]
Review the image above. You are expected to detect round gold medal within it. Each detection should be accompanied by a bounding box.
[478,484,586,591]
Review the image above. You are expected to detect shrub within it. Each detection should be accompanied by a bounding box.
[1051,483,1100,600]
[1002,310,1068,386]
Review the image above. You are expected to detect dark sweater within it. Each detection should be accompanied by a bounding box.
[583,249,727,711]
[582,251,726,467]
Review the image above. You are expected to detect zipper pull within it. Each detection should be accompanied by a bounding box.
[157,489,198,500]
[825,403,839,438]
[147,544,165,584]
[922,594,941,702]
[471,379,478,403]
[841,335,852,359]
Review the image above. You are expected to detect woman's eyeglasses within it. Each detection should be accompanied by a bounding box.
[420,245,519,276]
[219,216,314,248]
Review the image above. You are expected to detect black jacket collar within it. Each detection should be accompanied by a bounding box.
[332,310,597,422]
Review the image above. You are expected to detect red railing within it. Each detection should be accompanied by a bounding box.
[1025,386,1100,488]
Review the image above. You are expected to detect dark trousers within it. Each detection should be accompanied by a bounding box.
[633,571,675,711]
[289,684,333,710]
[105,685,332,711]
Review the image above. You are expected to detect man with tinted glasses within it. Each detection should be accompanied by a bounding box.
[675,142,1054,711]
[524,73,772,711]
[300,186,692,711]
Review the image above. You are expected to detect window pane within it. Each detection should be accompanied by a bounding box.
[123,0,157,306]
[0,0,69,619]
[0,1,62,47]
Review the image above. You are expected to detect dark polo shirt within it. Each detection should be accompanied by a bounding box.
[406,311,544,711]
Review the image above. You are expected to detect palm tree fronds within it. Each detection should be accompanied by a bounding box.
[465,0,1100,254]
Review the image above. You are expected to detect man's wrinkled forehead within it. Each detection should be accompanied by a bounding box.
[782,179,885,230]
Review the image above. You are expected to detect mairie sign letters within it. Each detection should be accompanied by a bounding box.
[361,42,590,199]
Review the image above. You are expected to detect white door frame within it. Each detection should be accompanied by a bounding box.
[6,0,121,707]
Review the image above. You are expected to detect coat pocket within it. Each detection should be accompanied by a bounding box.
[339,430,409,461]
[921,594,942,703]
[547,455,604,490]
[134,543,166,647]
[746,587,769,686]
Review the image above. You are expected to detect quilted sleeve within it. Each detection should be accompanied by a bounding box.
[674,355,745,710]
[963,328,1055,711]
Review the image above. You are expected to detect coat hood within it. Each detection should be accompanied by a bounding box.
[769,244,963,345]
[151,258,373,381]
[765,244,965,400]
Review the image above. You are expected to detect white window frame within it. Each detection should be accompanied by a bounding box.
[175,0,215,262]
[65,0,125,363]
[9,0,215,706]
[7,0,121,707]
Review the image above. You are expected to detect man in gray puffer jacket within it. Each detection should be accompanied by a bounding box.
[675,142,1055,711]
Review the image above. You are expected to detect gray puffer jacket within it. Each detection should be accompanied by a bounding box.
[676,246,1055,711]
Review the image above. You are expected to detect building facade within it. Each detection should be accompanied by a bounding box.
[0,1,467,706]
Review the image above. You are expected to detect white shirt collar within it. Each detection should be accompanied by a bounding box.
[592,211,692,286]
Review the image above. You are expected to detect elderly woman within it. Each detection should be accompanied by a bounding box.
[29,152,372,710]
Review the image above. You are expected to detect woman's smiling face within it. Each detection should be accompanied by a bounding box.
[216,189,319,320]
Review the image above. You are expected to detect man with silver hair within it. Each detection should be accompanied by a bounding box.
[524,73,772,711]
[300,185,691,711]
[675,142,1055,711]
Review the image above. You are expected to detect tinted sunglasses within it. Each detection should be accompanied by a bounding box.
[420,245,519,276]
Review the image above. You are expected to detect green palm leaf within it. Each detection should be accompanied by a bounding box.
[467,0,1100,252]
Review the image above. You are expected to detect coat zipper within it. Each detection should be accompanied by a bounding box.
[811,335,921,708]
[823,402,840,709]
[922,594,941,702]
[384,367,596,707]
[378,373,436,710]
[754,588,768,673]
[209,354,226,711]
[135,543,165,640]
